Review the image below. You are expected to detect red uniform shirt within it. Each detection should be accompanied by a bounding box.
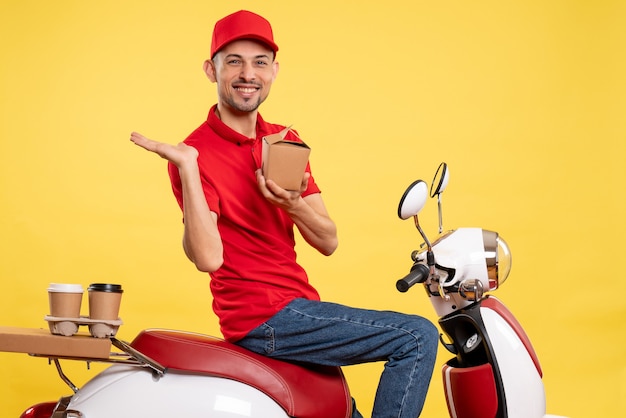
[168,105,321,341]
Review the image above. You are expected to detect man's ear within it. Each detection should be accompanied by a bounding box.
[272,60,279,82]
[203,59,217,83]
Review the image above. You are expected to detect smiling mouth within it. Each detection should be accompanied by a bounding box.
[235,86,259,94]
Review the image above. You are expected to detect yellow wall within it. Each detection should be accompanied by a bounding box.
[1,1,624,416]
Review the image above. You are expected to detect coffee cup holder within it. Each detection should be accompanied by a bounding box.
[45,315,123,338]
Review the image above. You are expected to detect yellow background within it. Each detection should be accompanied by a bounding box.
[1,1,624,417]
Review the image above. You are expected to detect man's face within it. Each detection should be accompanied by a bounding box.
[207,39,278,114]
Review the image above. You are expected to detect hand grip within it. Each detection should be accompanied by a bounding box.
[396,264,430,292]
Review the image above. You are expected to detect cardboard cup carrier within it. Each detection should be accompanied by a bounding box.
[45,283,123,338]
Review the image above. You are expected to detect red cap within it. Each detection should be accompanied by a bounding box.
[211,10,279,58]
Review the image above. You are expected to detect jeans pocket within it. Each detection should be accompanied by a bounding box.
[260,322,275,355]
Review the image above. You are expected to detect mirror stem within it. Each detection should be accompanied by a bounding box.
[414,215,449,300]
[413,215,432,250]
[437,194,443,234]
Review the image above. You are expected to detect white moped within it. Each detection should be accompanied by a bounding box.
[20,163,567,418]
[395,163,566,418]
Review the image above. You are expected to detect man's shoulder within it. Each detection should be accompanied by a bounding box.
[184,120,216,144]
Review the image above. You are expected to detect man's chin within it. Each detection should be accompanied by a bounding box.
[231,100,263,113]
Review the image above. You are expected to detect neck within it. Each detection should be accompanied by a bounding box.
[215,104,258,138]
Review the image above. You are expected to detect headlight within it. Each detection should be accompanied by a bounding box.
[482,230,512,290]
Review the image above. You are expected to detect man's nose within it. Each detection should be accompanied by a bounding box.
[239,62,255,81]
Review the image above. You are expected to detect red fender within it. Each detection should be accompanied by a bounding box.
[20,401,56,418]
[443,362,498,418]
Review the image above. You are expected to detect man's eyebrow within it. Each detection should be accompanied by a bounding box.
[223,53,271,60]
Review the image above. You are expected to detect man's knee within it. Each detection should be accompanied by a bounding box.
[393,316,438,358]
[423,320,439,355]
[408,316,439,357]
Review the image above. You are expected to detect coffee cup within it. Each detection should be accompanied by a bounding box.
[48,283,84,318]
[88,283,123,320]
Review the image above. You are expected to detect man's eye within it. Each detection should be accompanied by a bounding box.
[227,59,241,65]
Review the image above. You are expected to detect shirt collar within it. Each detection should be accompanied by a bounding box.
[206,104,269,145]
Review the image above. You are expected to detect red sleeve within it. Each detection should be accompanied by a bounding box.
[167,161,221,219]
[302,161,321,197]
[167,161,184,211]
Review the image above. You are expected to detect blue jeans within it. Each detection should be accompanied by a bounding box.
[235,298,439,418]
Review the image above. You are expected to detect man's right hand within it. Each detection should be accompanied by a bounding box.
[130,131,198,168]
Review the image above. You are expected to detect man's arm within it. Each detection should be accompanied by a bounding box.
[256,170,338,256]
[293,192,338,256]
[130,132,224,272]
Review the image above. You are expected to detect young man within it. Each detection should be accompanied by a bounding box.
[131,10,438,417]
